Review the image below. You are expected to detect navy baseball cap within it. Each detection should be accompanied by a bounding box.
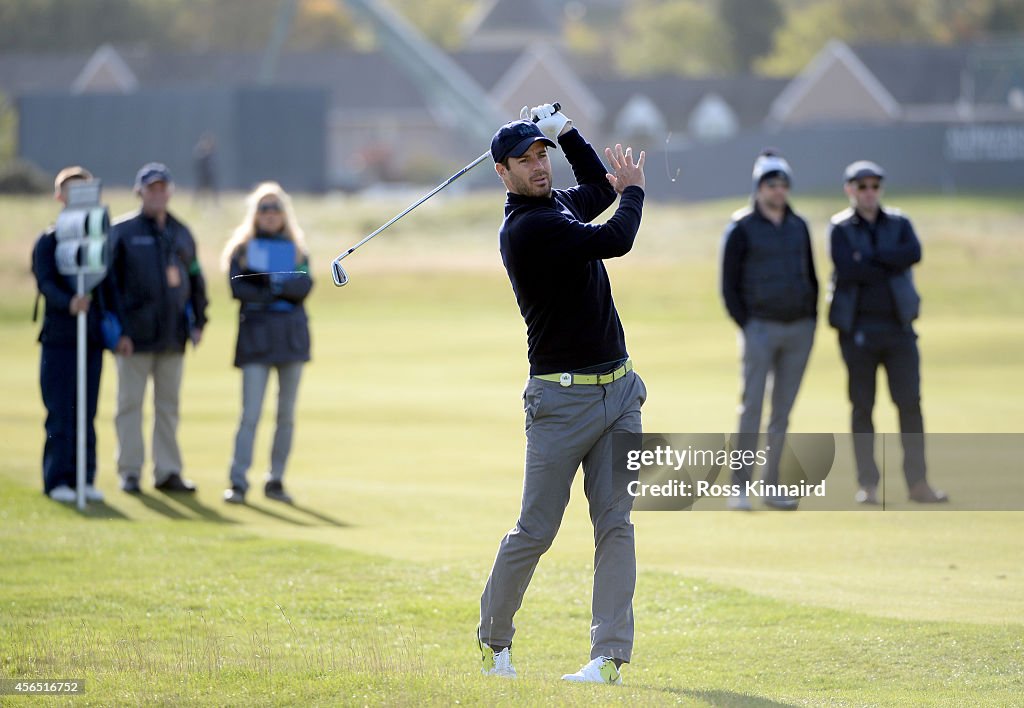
[491,120,557,163]
[844,160,885,182]
[134,162,173,190]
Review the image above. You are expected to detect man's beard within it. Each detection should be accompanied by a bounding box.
[510,170,552,199]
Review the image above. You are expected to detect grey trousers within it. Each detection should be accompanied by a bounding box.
[115,352,184,484]
[734,318,815,485]
[229,362,303,491]
[479,370,646,663]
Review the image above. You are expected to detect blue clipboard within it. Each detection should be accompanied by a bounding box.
[246,239,297,275]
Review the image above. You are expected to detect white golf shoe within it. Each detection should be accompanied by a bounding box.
[48,485,76,503]
[85,485,105,502]
[478,638,516,678]
[561,656,622,685]
[727,490,752,511]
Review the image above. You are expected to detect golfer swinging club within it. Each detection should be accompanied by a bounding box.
[477,103,648,684]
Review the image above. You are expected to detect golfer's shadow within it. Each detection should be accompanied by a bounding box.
[77,501,130,520]
[241,501,350,528]
[142,492,238,524]
[288,502,350,528]
[172,493,240,524]
[242,501,312,526]
[670,689,796,707]
[133,492,192,520]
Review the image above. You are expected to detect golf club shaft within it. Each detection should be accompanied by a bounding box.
[334,150,490,264]
[331,102,560,286]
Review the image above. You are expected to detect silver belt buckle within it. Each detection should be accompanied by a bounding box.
[559,372,572,387]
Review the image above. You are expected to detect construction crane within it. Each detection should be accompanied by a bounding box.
[260,0,504,147]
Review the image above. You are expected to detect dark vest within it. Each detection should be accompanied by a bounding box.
[736,207,816,322]
[828,207,921,333]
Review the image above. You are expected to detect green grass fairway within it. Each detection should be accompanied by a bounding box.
[1,190,1022,705]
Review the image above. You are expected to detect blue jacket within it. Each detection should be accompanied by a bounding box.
[229,235,313,367]
[32,227,120,348]
[110,210,209,353]
[828,206,921,333]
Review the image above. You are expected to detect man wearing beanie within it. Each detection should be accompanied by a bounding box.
[720,149,818,510]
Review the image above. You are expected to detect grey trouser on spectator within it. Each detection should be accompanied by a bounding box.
[115,352,184,484]
[479,371,646,663]
[734,318,815,485]
[229,362,303,492]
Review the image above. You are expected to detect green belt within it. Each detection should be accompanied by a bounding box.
[533,360,634,387]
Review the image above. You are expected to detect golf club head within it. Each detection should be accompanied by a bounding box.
[326,148,492,290]
[331,259,349,287]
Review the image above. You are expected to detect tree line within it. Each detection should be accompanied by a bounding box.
[0,0,1021,77]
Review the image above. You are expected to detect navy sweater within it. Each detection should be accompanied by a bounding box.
[498,128,645,375]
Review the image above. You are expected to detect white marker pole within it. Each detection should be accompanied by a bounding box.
[76,270,86,511]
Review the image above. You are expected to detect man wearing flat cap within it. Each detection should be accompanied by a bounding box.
[109,162,208,495]
[477,104,647,684]
[720,149,818,511]
[828,160,947,505]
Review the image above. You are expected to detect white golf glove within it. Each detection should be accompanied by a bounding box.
[520,103,572,139]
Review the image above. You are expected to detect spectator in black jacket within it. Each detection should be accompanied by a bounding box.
[220,182,312,505]
[32,166,127,503]
[110,163,208,494]
[720,150,818,510]
[829,160,947,505]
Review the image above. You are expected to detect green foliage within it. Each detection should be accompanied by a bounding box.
[0,0,360,53]
[616,0,734,77]
[0,0,167,51]
[756,1,846,75]
[756,0,1024,76]
[288,0,360,51]
[0,0,478,53]
[761,0,950,76]
[563,13,605,65]
[583,0,1023,78]
[0,0,1020,81]
[161,0,359,52]
[986,0,1024,33]
[0,159,49,194]
[377,0,478,49]
[0,91,16,164]
[718,0,784,72]
[756,0,944,76]
[162,0,280,50]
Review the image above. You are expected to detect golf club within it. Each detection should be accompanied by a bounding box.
[331,103,560,286]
